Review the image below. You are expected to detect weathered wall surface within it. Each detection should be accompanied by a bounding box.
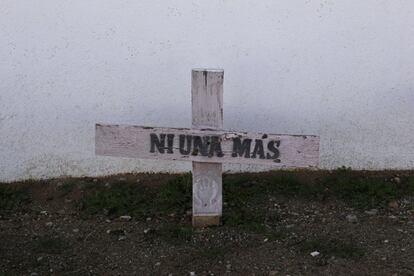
[1,1,414,181]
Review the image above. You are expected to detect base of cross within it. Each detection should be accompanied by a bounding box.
[192,215,221,228]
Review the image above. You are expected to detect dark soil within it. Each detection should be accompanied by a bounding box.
[1,169,413,275]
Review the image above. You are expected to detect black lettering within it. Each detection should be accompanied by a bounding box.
[150,133,166,153]
[209,136,224,157]
[252,139,265,159]
[166,134,174,154]
[179,135,192,155]
[192,136,209,156]
[232,138,252,158]
[266,140,280,159]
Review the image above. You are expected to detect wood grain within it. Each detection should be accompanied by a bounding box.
[95,124,320,168]
[191,69,224,221]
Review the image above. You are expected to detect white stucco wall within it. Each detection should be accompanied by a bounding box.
[1,1,414,181]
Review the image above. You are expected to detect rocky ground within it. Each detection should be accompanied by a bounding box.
[1,170,413,275]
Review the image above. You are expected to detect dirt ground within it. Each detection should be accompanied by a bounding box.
[1,170,413,275]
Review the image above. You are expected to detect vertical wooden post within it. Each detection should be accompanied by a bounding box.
[191,69,223,227]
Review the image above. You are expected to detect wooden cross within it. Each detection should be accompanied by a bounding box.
[95,69,320,227]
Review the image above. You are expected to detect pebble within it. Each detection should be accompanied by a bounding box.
[346,214,358,223]
[190,272,196,276]
[118,235,127,241]
[73,228,79,233]
[263,238,269,242]
[45,222,53,227]
[40,211,48,215]
[119,215,132,221]
[107,229,125,235]
[365,209,378,216]
[146,217,152,221]
[155,262,161,266]
[388,201,399,209]
[144,228,151,234]
[37,256,43,262]
[310,251,320,257]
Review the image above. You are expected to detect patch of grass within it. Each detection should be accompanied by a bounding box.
[223,172,323,204]
[222,172,313,232]
[224,169,414,210]
[322,168,414,209]
[81,182,154,216]
[80,170,414,218]
[405,176,414,194]
[81,174,192,217]
[55,179,79,197]
[0,185,30,212]
[156,173,192,213]
[267,173,323,198]
[299,237,365,259]
[34,236,68,254]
